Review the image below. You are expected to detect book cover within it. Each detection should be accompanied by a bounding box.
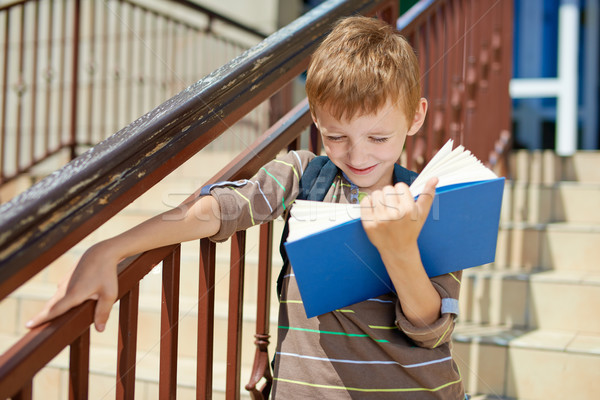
[283,141,505,318]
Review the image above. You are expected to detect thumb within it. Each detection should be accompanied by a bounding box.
[415,177,438,219]
[93,293,115,332]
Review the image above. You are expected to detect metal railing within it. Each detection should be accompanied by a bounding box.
[0,0,512,398]
[0,0,266,190]
[398,0,512,174]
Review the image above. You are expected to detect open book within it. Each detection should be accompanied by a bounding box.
[284,139,505,318]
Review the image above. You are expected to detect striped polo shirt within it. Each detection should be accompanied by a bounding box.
[204,150,465,399]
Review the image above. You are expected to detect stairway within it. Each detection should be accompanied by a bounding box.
[2,148,599,399]
[454,150,600,400]
[0,148,283,399]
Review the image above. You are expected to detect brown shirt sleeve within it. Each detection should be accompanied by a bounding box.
[394,270,462,348]
[203,150,315,242]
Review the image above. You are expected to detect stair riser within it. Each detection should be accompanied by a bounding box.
[24,359,251,400]
[5,294,279,368]
[502,183,600,224]
[460,274,600,333]
[453,341,600,400]
[510,150,600,184]
[494,227,600,272]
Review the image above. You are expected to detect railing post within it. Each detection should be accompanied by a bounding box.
[197,238,216,399]
[116,284,140,400]
[12,380,32,400]
[227,231,246,399]
[70,0,81,160]
[245,222,274,399]
[69,328,90,400]
[160,246,181,400]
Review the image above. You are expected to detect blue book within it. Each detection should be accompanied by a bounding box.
[284,141,505,318]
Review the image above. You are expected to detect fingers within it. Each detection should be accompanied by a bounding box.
[25,289,81,329]
[94,295,113,332]
[26,253,119,332]
[415,177,438,217]
[26,288,115,332]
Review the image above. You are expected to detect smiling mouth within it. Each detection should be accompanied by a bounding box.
[347,164,377,175]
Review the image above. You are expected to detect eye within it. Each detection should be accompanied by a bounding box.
[325,135,344,142]
[370,137,389,143]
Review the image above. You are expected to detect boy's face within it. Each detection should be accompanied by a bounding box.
[312,99,427,194]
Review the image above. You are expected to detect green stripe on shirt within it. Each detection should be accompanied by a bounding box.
[278,326,389,343]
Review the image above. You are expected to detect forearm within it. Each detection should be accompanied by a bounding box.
[99,195,221,260]
[379,244,441,327]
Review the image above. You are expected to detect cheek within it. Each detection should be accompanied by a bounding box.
[323,142,346,158]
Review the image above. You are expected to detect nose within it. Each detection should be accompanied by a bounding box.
[346,140,368,167]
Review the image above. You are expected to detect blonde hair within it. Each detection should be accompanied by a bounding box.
[306,16,421,123]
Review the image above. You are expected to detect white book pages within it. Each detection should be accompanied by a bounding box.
[287,200,361,242]
[287,139,497,241]
[409,139,496,196]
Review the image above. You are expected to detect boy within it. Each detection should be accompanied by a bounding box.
[28,16,465,399]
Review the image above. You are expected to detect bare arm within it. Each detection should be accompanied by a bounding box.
[27,195,221,332]
[361,178,440,327]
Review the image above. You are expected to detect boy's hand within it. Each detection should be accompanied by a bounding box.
[360,177,441,327]
[26,242,119,332]
[360,177,438,254]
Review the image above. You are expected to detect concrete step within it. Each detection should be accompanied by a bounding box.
[459,268,600,334]
[510,149,600,184]
[501,181,600,224]
[452,325,600,400]
[494,222,600,272]
[4,277,281,362]
[0,332,254,400]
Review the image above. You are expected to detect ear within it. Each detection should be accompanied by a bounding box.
[406,98,428,137]
[310,111,320,131]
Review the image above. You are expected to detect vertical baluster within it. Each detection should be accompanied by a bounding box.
[197,238,216,399]
[151,11,160,111]
[463,0,477,146]
[124,2,134,126]
[160,246,181,399]
[69,328,90,400]
[435,3,448,150]
[30,1,40,165]
[99,1,109,140]
[57,0,67,152]
[86,0,97,145]
[446,0,461,144]
[15,3,25,174]
[245,222,273,399]
[414,23,428,170]
[12,380,32,400]
[112,0,121,134]
[500,0,513,166]
[160,16,169,100]
[69,0,80,160]
[226,231,246,400]
[168,17,176,97]
[1,10,10,181]
[136,7,147,118]
[460,0,468,144]
[43,0,55,158]
[425,9,437,160]
[472,0,490,158]
[116,284,140,400]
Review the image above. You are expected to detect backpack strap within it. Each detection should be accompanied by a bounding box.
[297,156,339,201]
[277,156,339,297]
[393,163,418,185]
